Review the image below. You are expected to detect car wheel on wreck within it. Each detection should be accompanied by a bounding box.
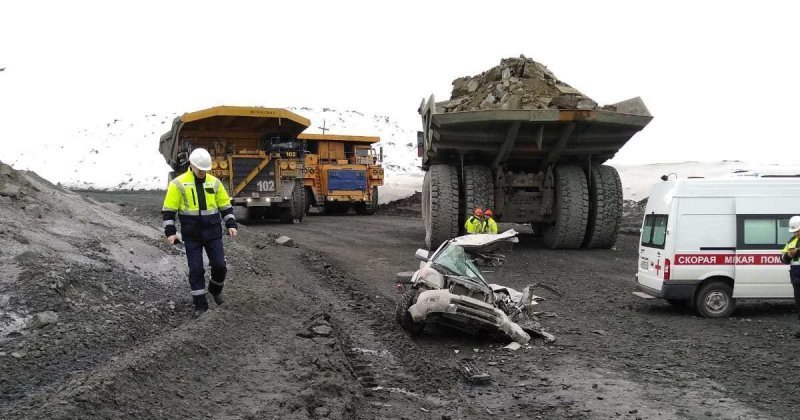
[396,290,424,335]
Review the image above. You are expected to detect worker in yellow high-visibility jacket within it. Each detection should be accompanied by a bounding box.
[483,209,498,234]
[162,148,238,317]
[464,207,484,234]
[782,215,800,337]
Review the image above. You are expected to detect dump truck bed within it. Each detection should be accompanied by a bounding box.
[159,106,310,169]
[420,96,653,169]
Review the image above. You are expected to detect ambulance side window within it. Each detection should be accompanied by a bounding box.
[641,214,668,249]
[737,215,793,250]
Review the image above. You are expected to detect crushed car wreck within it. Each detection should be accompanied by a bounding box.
[395,230,552,344]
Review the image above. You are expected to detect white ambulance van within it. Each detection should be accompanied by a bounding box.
[634,176,800,318]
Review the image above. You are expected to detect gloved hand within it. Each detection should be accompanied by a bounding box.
[177,151,189,166]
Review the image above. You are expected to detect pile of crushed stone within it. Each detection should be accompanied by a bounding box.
[619,198,648,235]
[0,160,188,409]
[377,191,421,216]
[436,55,615,113]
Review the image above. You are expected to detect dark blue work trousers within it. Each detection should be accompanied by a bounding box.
[184,236,227,306]
[791,265,800,319]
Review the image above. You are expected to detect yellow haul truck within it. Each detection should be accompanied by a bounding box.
[159,106,308,223]
[298,133,384,215]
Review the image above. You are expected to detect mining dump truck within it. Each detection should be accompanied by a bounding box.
[418,96,652,249]
[298,133,384,215]
[159,106,308,223]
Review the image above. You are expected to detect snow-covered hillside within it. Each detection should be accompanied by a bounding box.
[4,108,423,202]
[6,108,800,203]
[288,107,419,175]
[615,161,800,201]
[7,113,176,190]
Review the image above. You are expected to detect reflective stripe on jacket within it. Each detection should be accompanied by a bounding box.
[465,216,484,234]
[163,170,231,215]
[162,170,233,241]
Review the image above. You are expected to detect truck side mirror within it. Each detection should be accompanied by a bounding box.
[414,248,430,262]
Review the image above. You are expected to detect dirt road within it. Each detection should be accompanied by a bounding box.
[3,189,800,419]
[252,214,800,420]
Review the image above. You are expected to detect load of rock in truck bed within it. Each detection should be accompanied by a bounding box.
[436,55,618,113]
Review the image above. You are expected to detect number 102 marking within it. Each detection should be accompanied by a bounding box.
[257,180,275,192]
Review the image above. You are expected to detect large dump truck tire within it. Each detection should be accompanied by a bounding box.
[424,164,460,250]
[297,183,307,222]
[462,165,494,232]
[583,164,623,249]
[280,182,305,223]
[234,206,249,224]
[303,187,313,215]
[355,186,378,215]
[543,165,589,249]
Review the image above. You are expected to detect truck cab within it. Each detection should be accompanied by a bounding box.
[159,106,308,223]
[298,133,384,215]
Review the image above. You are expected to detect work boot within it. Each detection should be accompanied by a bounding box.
[192,294,208,318]
[212,292,225,306]
[192,306,207,318]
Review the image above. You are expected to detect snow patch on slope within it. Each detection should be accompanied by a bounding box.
[6,107,800,203]
[5,108,422,196]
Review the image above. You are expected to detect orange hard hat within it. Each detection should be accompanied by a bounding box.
[473,207,484,217]
[484,209,493,217]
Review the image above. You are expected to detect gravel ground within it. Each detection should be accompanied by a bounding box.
[2,185,799,419]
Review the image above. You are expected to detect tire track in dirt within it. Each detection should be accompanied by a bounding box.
[298,248,581,419]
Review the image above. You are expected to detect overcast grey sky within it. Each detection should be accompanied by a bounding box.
[1,0,797,165]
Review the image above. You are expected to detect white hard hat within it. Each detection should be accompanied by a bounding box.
[189,148,212,171]
[790,216,800,233]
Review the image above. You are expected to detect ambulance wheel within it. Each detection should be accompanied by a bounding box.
[463,165,494,233]
[543,165,589,249]
[424,164,460,250]
[396,290,424,335]
[695,281,736,318]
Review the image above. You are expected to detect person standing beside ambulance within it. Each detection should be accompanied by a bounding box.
[781,216,800,336]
